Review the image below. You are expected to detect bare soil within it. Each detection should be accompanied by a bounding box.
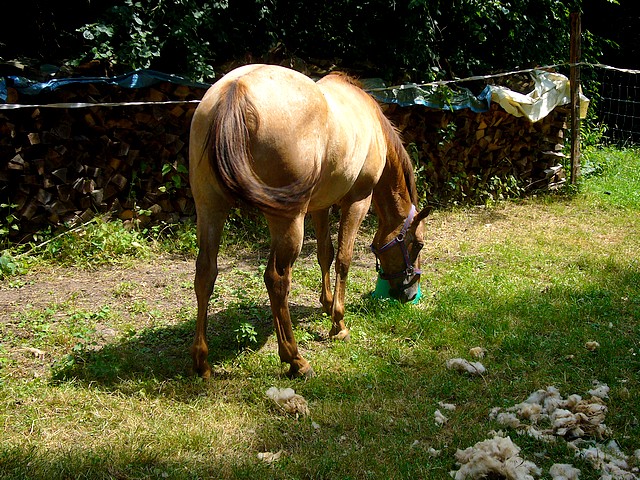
[1,256,195,316]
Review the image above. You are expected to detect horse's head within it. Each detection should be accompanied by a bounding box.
[371,205,431,303]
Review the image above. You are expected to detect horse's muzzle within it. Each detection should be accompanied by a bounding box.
[389,275,421,303]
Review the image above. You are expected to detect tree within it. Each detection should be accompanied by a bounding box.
[0,0,626,82]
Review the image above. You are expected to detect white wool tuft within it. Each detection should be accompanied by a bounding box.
[585,341,600,351]
[522,425,557,443]
[446,358,486,375]
[484,384,638,479]
[434,409,449,425]
[512,402,544,422]
[266,387,309,416]
[549,463,581,480]
[428,447,442,457]
[450,435,541,480]
[439,401,457,411]
[266,386,295,402]
[496,385,610,441]
[576,440,637,479]
[257,450,283,463]
[469,347,487,358]
[565,394,583,409]
[496,412,521,429]
[588,382,610,399]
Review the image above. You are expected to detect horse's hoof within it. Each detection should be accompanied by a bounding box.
[287,365,316,380]
[192,362,212,380]
[330,329,351,342]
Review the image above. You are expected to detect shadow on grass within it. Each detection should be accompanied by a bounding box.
[0,444,274,480]
[51,301,321,391]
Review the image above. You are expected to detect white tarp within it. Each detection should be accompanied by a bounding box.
[491,70,589,122]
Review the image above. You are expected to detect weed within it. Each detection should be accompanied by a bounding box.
[112,281,141,298]
[0,251,22,279]
[159,162,189,195]
[128,299,150,315]
[0,202,19,247]
[234,321,258,348]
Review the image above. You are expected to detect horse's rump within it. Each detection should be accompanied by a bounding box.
[203,67,324,214]
[198,64,418,215]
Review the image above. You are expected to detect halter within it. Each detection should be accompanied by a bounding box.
[370,204,422,280]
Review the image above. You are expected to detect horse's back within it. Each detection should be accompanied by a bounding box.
[190,64,387,213]
[309,74,387,210]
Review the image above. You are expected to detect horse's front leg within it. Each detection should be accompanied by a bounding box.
[330,197,372,340]
[264,214,314,378]
[191,203,229,379]
[311,209,334,314]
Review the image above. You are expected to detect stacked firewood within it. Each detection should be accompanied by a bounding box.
[0,76,568,242]
[0,81,207,240]
[383,101,568,205]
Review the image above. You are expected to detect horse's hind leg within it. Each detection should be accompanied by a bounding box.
[264,213,314,378]
[191,201,230,379]
[311,209,334,314]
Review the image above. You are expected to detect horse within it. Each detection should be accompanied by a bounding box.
[189,64,431,379]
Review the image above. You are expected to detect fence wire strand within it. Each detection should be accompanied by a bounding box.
[2,62,640,146]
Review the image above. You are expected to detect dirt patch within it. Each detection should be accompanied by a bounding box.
[1,256,195,314]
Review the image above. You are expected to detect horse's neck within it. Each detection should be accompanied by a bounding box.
[372,162,413,232]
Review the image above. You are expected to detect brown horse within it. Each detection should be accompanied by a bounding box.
[189,64,430,378]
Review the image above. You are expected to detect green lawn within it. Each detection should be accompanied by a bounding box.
[1,147,639,479]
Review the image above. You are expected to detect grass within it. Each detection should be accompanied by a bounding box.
[1,146,640,479]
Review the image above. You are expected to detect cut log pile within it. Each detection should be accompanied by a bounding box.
[0,76,568,242]
[0,81,207,241]
[383,101,568,205]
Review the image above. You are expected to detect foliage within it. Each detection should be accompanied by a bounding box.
[159,162,189,195]
[0,202,20,248]
[0,251,20,279]
[234,321,259,348]
[33,217,152,267]
[2,0,613,84]
[75,0,225,81]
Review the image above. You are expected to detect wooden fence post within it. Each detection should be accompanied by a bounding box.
[569,12,582,184]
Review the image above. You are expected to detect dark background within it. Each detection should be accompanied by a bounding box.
[1,1,636,82]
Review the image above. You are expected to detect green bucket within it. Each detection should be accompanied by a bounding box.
[371,273,422,304]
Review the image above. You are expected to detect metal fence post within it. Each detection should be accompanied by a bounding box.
[569,12,582,184]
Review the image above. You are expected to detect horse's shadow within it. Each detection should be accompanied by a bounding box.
[51,302,322,393]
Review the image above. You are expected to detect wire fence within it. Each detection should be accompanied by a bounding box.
[0,60,636,238]
[585,64,640,146]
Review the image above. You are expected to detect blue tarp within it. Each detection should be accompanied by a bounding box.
[0,69,210,103]
[1,68,491,112]
[363,78,491,113]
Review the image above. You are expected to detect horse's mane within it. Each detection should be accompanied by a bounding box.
[324,72,419,205]
[378,111,419,205]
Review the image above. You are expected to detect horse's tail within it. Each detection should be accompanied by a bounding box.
[204,80,312,214]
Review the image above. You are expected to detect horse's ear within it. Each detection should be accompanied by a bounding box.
[414,205,432,223]
[409,205,432,234]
